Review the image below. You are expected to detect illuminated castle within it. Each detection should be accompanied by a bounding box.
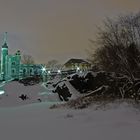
[0,33,41,81]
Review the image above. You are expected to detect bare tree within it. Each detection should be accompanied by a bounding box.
[46,60,58,67]
[46,60,62,70]
[22,54,35,64]
[89,12,140,80]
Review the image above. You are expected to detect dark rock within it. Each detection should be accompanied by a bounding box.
[19,94,29,100]
[37,98,42,102]
[54,84,72,101]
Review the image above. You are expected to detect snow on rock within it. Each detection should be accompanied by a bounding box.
[64,80,80,99]
[40,83,60,102]
[44,75,81,102]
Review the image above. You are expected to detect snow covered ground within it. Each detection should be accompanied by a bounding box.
[0,101,140,140]
[0,81,60,107]
[0,81,140,140]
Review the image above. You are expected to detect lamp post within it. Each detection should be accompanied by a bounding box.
[48,70,51,74]
[41,66,46,82]
[57,69,62,79]
[76,67,80,73]
[57,69,61,74]
[76,66,82,74]
[47,70,51,80]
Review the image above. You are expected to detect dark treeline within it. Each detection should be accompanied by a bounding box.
[89,12,140,80]
[86,12,140,102]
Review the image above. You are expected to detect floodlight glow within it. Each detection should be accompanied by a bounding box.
[42,67,46,72]
[80,70,82,73]
[48,71,51,74]
[58,70,61,74]
[77,67,80,71]
[0,90,5,95]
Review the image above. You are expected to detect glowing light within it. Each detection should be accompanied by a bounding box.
[76,67,80,71]
[48,71,51,74]
[0,90,5,95]
[58,70,61,74]
[41,67,46,72]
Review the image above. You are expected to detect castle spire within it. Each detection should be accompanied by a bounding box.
[2,32,8,48]
[4,32,8,44]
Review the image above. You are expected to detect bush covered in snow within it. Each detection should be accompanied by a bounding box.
[68,71,140,100]
[19,76,41,86]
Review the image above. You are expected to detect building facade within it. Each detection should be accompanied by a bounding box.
[63,58,91,71]
[0,34,42,81]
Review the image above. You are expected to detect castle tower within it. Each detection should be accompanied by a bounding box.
[1,32,8,80]
[15,50,21,79]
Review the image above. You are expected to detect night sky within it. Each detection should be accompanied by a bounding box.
[0,0,139,64]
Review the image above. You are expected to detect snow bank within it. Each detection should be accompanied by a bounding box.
[0,81,60,107]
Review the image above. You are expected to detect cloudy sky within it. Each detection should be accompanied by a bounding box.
[0,0,139,63]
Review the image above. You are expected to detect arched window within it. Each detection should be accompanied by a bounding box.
[30,69,32,73]
[12,69,15,75]
[12,61,16,65]
[30,68,33,75]
[23,69,26,73]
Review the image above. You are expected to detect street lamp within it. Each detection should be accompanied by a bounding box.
[76,67,80,72]
[57,69,61,74]
[41,66,46,82]
[48,70,51,74]
[57,69,62,79]
[42,67,46,73]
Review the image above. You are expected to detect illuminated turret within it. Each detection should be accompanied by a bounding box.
[1,32,8,80]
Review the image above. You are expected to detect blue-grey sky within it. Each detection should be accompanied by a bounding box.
[0,0,139,63]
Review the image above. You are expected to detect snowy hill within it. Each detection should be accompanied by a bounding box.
[0,74,82,107]
[0,81,60,107]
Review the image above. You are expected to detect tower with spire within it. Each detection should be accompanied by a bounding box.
[0,32,41,81]
[0,32,21,80]
[1,32,8,80]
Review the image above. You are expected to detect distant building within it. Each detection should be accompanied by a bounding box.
[0,33,42,81]
[63,58,91,71]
